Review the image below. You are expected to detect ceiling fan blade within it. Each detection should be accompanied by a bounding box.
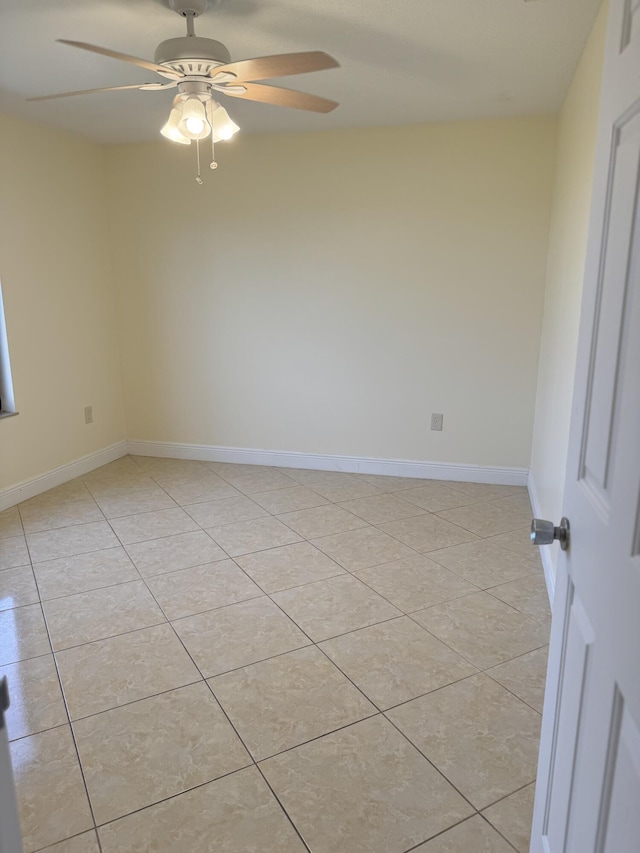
[57,40,182,79]
[220,81,338,113]
[27,83,162,102]
[212,51,339,83]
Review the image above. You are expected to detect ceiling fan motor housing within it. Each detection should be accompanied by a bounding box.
[155,37,231,75]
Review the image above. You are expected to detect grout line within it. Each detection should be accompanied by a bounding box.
[477,810,522,852]
[382,710,480,813]
[29,577,102,838]
[91,765,254,832]
[253,764,313,852]
[401,815,480,852]
[32,827,103,853]
[480,778,537,813]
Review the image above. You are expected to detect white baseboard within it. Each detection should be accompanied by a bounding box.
[0,441,128,512]
[527,471,556,605]
[0,438,529,513]
[127,440,529,486]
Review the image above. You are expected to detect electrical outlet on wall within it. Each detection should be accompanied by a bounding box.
[84,406,93,425]
[431,413,444,431]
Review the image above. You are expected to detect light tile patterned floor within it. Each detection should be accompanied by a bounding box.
[0,457,550,853]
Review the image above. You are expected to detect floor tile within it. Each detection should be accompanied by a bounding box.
[173,597,310,677]
[86,457,143,477]
[488,527,541,562]
[161,476,241,506]
[0,507,23,539]
[98,766,306,853]
[428,539,537,589]
[40,831,100,853]
[83,471,157,499]
[109,507,198,545]
[231,469,298,495]
[487,646,549,713]
[43,580,165,651]
[184,495,269,528]
[208,516,301,557]
[19,499,104,535]
[33,547,139,601]
[491,493,533,514]
[355,554,477,612]
[308,476,382,502]
[211,646,375,760]
[0,603,50,665]
[149,468,225,490]
[0,565,39,610]
[311,526,416,571]
[19,479,91,511]
[0,654,66,740]
[337,493,427,524]
[446,483,526,502]
[10,726,93,852]
[399,482,475,512]
[319,617,477,710]
[251,485,328,514]
[436,502,529,537]
[0,534,30,569]
[379,514,478,553]
[412,591,550,669]
[2,463,550,853]
[272,575,401,642]
[56,623,201,719]
[489,572,551,625]
[277,504,368,539]
[125,530,227,577]
[74,681,250,824]
[387,674,540,809]
[414,815,515,851]
[146,559,262,620]
[275,468,350,486]
[94,488,177,518]
[235,541,345,593]
[26,521,119,563]
[261,715,473,853]
[205,462,269,478]
[482,783,536,853]
[133,456,208,476]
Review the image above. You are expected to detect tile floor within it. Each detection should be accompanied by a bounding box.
[0,456,551,852]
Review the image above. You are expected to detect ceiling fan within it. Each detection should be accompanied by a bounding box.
[29,0,339,182]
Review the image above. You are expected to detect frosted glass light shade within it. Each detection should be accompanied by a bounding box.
[178,97,211,140]
[210,104,240,142]
[161,108,191,144]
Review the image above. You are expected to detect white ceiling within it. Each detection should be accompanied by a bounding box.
[0,0,602,145]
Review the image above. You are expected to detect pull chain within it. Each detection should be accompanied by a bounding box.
[195,138,203,185]
[207,100,218,170]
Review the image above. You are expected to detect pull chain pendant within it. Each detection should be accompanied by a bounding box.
[195,137,203,185]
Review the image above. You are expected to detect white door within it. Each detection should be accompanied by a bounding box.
[531,1,640,850]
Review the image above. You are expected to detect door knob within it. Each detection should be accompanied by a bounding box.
[531,517,570,551]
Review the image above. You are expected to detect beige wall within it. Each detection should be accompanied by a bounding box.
[530,4,608,544]
[0,114,126,490]
[106,116,557,468]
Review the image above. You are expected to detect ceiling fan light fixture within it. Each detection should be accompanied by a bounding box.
[177,95,211,139]
[160,105,191,144]
[208,102,240,142]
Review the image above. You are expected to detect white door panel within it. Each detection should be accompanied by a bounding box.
[532,1,640,850]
